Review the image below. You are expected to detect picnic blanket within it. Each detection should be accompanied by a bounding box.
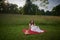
[22,29,46,35]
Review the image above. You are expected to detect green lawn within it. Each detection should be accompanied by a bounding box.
[0,14,60,40]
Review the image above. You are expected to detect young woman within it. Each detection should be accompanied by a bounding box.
[23,20,45,34]
[29,20,44,33]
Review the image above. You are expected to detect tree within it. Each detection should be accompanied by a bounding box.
[0,0,18,14]
[8,4,18,13]
[0,0,9,13]
[0,0,19,14]
[45,10,52,15]
[23,3,39,15]
[0,0,49,14]
[52,4,60,16]
[23,0,32,15]
[0,0,3,13]
[26,0,49,6]
[19,7,24,15]
[23,0,48,15]
[40,9,45,15]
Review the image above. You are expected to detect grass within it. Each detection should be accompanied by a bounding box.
[0,14,60,40]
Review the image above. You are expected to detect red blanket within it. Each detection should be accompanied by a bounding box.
[22,29,46,35]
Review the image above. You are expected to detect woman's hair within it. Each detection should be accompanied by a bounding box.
[29,20,34,25]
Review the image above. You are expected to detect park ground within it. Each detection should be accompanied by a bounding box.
[0,14,60,40]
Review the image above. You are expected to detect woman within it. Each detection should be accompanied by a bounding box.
[29,20,44,33]
[23,20,45,34]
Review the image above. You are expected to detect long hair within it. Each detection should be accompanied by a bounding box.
[29,20,34,25]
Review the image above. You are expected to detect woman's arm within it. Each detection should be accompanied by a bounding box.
[29,23,31,29]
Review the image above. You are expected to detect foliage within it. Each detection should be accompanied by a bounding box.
[52,4,60,16]
[0,0,60,16]
[23,4,40,15]
[0,0,19,14]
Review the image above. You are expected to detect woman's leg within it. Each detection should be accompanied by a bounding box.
[25,30,29,34]
[35,26,44,32]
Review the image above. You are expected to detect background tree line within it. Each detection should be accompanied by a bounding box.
[0,0,60,16]
[0,0,19,14]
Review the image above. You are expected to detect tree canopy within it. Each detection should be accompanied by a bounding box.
[0,0,19,13]
[0,0,60,16]
[52,4,60,16]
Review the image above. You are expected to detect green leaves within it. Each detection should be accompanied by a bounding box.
[30,0,49,8]
[52,4,60,16]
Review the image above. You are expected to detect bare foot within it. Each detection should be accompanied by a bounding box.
[25,30,29,34]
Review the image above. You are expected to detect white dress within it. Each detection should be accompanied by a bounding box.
[30,25,44,33]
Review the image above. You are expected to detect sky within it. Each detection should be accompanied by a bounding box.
[7,0,60,11]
